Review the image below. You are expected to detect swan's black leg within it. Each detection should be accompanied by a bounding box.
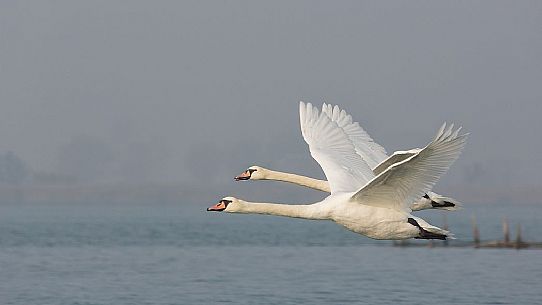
[431,200,456,208]
[408,217,447,240]
[424,194,456,208]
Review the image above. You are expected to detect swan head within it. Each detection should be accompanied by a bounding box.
[207,196,240,212]
[234,165,267,181]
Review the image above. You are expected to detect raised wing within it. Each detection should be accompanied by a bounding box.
[321,103,388,169]
[351,123,467,212]
[372,149,421,176]
[299,102,375,194]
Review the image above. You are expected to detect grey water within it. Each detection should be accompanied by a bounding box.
[1,203,541,305]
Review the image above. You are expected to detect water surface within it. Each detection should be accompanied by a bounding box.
[1,203,540,304]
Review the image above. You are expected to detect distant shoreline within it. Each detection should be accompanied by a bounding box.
[1,184,541,206]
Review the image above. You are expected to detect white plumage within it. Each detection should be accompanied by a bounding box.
[299,102,375,194]
[210,102,468,240]
[351,122,467,213]
[236,103,462,211]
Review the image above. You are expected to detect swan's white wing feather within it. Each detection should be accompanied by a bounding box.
[299,102,375,194]
[351,123,467,212]
[321,103,388,169]
[371,149,421,176]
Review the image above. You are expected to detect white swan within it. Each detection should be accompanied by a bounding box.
[235,166,458,212]
[208,102,467,240]
[235,103,461,211]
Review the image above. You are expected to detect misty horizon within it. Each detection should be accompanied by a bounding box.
[1,1,541,205]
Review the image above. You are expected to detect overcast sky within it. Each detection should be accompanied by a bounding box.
[1,1,541,204]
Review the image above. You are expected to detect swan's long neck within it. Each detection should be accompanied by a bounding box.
[263,170,330,193]
[232,200,330,220]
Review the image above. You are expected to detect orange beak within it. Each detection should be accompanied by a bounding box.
[207,201,227,211]
[234,170,252,181]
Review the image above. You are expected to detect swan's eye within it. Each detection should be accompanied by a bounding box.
[248,169,257,174]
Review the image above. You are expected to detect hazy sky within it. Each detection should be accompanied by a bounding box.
[1,1,541,203]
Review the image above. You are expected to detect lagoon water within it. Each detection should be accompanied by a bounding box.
[1,203,541,305]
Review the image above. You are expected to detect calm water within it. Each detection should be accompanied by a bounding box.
[1,203,541,305]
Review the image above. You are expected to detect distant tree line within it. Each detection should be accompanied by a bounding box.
[0,151,28,185]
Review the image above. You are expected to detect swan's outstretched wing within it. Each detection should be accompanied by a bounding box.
[299,102,375,194]
[372,149,421,176]
[321,103,388,169]
[351,123,467,212]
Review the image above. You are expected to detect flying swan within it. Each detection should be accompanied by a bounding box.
[208,102,467,240]
[235,103,460,212]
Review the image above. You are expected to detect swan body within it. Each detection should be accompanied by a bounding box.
[235,103,461,211]
[210,194,449,240]
[210,102,467,240]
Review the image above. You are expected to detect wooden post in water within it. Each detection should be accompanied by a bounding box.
[515,223,523,249]
[472,216,480,247]
[503,217,510,246]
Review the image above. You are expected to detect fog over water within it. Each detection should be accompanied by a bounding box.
[1,1,541,204]
[1,3,542,304]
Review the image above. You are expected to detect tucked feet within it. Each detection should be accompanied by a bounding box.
[408,217,447,240]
